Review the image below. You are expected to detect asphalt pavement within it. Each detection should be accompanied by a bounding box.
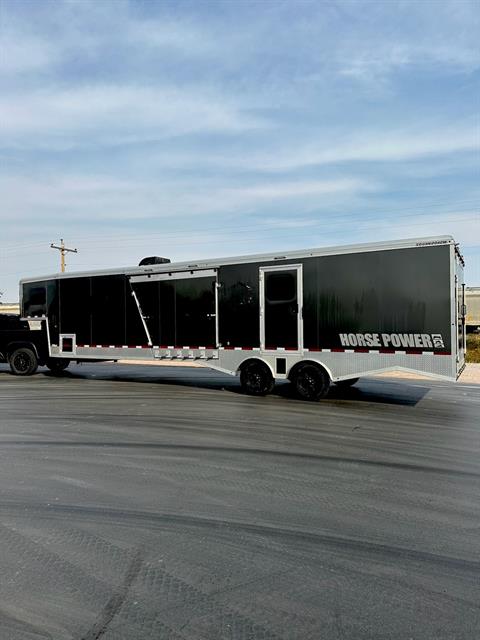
[0,363,479,640]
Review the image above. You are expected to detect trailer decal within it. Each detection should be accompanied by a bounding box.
[339,332,446,350]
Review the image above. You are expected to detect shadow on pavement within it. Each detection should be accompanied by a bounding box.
[4,363,432,407]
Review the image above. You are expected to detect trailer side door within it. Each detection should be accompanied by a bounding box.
[259,264,303,352]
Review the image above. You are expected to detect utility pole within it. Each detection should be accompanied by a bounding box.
[50,239,78,273]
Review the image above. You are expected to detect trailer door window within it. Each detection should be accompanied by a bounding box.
[266,273,296,303]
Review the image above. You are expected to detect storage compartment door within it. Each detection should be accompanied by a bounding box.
[173,276,217,347]
[130,270,217,347]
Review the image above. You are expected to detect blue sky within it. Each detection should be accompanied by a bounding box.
[1,0,479,300]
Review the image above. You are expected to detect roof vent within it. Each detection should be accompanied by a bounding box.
[139,256,171,266]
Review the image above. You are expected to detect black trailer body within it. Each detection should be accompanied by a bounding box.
[19,236,466,395]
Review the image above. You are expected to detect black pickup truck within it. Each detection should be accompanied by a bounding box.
[0,314,68,375]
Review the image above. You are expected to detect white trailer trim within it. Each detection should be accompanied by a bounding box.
[259,263,303,354]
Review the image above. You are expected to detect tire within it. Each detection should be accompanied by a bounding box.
[240,361,275,396]
[334,377,359,388]
[46,358,70,373]
[9,347,38,376]
[292,363,330,401]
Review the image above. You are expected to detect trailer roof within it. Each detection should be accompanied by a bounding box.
[20,235,455,284]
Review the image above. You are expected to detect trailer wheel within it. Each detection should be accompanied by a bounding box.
[334,377,359,388]
[292,362,330,401]
[46,358,70,374]
[9,347,38,376]
[240,360,274,396]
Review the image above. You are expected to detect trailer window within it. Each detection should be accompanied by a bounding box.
[23,283,47,317]
[266,273,296,303]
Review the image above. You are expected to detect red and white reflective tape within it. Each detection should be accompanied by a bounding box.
[74,344,451,355]
[220,346,259,351]
[307,348,451,356]
[76,344,217,350]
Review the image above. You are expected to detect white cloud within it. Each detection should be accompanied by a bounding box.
[337,41,480,83]
[223,126,479,172]
[132,125,477,174]
[0,4,222,78]
[0,174,375,223]
[0,32,58,74]
[127,20,217,56]
[329,0,480,82]
[221,178,373,200]
[0,85,268,149]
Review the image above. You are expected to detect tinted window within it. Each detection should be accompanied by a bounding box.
[23,282,47,317]
[266,273,296,302]
[264,271,298,349]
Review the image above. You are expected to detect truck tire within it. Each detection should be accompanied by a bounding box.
[334,377,359,388]
[292,362,330,401]
[46,358,70,374]
[240,361,274,396]
[9,347,38,376]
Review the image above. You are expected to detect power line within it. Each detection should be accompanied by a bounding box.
[54,214,480,254]
[68,217,480,269]
[0,200,477,267]
[1,205,478,255]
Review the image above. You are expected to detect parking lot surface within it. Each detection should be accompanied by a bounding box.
[0,363,479,640]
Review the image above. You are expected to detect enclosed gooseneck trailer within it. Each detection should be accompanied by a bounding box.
[18,236,466,399]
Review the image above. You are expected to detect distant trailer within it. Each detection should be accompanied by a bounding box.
[18,236,466,400]
[466,287,480,332]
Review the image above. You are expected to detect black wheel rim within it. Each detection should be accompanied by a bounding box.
[14,353,30,373]
[246,368,264,392]
[297,369,319,397]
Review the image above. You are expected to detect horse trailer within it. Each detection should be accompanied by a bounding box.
[18,235,465,399]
